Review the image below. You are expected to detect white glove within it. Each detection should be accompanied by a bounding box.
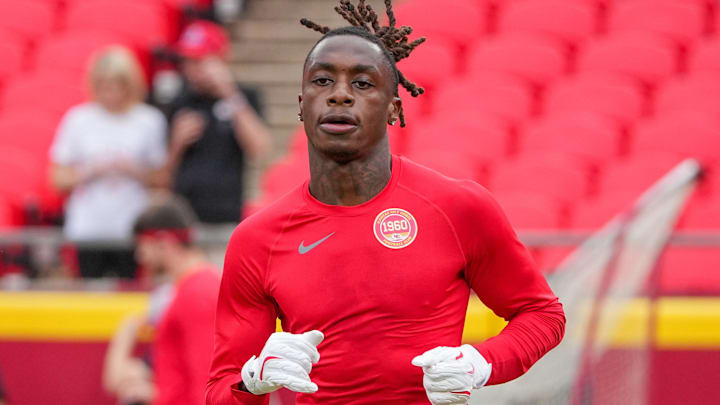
[241,330,324,395]
[412,344,492,405]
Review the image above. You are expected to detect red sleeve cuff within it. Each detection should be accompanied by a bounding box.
[229,375,269,405]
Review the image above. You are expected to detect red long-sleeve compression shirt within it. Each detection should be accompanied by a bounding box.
[207,155,565,404]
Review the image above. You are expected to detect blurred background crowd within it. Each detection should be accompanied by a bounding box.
[0,0,718,404]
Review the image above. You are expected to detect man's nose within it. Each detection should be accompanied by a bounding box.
[327,82,354,106]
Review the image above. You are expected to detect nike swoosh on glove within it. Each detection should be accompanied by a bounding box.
[412,344,492,405]
[241,330,324,395]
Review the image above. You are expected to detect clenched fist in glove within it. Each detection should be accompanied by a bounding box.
[241,330,324,395]
[412,345,492,405]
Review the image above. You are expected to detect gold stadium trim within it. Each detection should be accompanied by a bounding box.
[0,293,718,349]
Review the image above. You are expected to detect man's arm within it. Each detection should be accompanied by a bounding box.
[206,227,277,405]
[229,97,273,161]
[460,184,566,385]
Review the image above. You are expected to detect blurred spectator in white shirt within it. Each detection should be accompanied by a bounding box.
[50,46,168,278]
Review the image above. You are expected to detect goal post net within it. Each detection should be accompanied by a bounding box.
[471,159,703,405]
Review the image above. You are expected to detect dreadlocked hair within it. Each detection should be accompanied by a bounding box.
[300,0,426,127]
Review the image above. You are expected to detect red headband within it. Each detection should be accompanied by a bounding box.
[138,228,193,244]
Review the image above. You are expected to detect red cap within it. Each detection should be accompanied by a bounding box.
[176,20,230,59]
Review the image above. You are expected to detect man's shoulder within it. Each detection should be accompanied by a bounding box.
[398,156,495,211]
[229,186,306,249]
[175,267,221,302]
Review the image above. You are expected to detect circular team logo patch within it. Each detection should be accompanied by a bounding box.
[373,208,418,249]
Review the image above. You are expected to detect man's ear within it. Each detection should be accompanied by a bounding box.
[388,97,402,125]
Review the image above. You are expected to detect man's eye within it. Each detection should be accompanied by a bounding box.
[354,80,373,89]
[313,78,333,86]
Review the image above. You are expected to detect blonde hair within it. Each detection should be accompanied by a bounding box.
[88,45,147,107]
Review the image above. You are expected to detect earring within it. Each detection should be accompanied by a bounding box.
[298,113,303,122]
[390,119,397,126]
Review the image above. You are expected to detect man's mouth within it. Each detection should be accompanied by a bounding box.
[319,113,359,135]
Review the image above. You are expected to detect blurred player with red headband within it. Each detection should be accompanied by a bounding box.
[132,195,220,405]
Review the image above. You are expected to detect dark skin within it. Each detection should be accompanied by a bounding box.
[299,35,402,206]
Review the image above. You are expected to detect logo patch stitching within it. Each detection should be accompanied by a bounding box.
[373,208,418,249]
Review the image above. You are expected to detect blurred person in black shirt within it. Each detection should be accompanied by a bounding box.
[166,21,272,223]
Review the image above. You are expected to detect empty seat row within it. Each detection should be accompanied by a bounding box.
[0,0,173,46]
[394,0,719,47]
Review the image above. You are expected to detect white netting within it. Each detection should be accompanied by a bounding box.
[471,159,701,405]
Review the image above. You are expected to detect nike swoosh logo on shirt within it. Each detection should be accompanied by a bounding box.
[298,232,335,254]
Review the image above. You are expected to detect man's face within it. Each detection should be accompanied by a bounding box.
[181,56,215,94]
[135,237,166,276]
[300,35,400,162]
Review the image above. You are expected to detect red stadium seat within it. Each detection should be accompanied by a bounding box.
[519,112,621,165]
[0,37,26,86]
[260,157,309,205]
[0,196,16,229]
[33,33,131,81]
[387,122,414,156]
[431,72,534,123]
[467,34,568,85]
[0,73,87,116]
[577,32,678,85]
[405,149,483,182]
[570,190,642,230]
[492,191,566,229]
[0,0,55,44]
[655,73,720,115]
[598,152,687,195]
[393,0,487,52]
[676,193,720,230]
[489,152,590,207]
[657,247,720,295]
[688,39,720,73]
[707,163,720,199]
[544,72,645,125]
[534,246,575,273]
[609,0,706,45]
[497,0,597,45]
[405,113,512,165]
[64,1,170,48]
[0,111,62,156]
[0,147,44,205]
[631,115,720,164]
[396,39,459,96]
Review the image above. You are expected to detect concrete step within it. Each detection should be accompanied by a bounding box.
[245,0,343,20]
[234,19,335,41]
[231,62,304,85]
[244,0,395,22]
[269,124,298,146]
[233,41,314,64]
[266,104,302,127]
[262,84,301,107]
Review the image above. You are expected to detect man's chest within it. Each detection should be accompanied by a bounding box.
[266,205,468,323]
